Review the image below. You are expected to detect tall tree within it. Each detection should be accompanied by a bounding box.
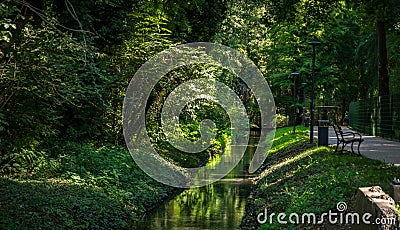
[376,4,389,96]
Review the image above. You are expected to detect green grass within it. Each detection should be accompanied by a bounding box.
[268,126,308,154]
[241,126,400,229]
[0,143,178,229]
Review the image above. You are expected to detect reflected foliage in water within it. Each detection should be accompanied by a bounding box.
[139,137,258,229]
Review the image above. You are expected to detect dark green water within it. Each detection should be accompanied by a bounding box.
[138,137,258,230]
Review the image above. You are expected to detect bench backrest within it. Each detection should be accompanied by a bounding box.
[331,123,344,140]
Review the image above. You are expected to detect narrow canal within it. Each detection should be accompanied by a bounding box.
[138,136,259,229]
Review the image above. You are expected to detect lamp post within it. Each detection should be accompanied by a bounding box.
[301,82,307,126]
[308,41,320,145]
[292,72,299,134]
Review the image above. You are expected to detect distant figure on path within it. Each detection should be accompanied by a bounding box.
[344,114,349,126]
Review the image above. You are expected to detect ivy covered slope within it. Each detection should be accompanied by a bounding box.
[0,144,183,229]
[241,127,400,229]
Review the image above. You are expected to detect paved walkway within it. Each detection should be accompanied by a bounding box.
[312,126,400,166]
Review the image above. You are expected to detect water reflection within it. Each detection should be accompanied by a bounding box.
[139,137,258,230]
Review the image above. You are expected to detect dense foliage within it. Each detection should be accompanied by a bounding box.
[0,0,400,228]
[1,0,400,171]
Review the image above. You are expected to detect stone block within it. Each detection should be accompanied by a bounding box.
[389,182,400,204]
[353,186,398,230]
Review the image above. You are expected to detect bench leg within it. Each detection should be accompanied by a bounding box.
[357,142,362,156]
[351,142,355,155]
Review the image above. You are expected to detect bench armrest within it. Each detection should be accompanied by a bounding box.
[352,132,362,139]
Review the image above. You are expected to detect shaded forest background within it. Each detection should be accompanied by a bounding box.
[1,0,400,172]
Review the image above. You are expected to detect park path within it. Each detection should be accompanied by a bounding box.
[312,126,400,166]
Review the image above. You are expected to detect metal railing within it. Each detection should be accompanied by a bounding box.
[349,95,400,141]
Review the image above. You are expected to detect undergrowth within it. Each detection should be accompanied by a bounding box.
[241,126,400,229]
[0,144,178,229]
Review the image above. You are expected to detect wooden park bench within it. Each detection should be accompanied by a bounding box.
[332,123,364,155]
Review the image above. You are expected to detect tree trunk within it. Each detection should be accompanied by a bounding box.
[376,20,389,96]
[376,19,392,138]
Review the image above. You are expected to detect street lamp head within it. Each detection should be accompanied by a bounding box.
[308,41,321,46]
[301,82,307,86]
[291,72,300,76]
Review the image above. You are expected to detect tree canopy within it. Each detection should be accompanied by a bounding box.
[1,0,400,171]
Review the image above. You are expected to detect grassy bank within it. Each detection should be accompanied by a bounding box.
[0,115,231,229]
[241,126,400,229]
[0,143,178,229]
